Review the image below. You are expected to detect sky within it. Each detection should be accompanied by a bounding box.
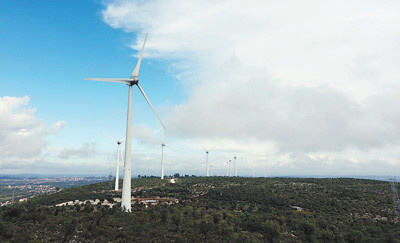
[1,0,400,177]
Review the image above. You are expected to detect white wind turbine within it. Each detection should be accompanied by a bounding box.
[228,159,232,177]
[234,156,237,177]
[106,135,125,191]
[160,129,173,179]
[161,130,165,179]
[85,34,166,212]
[226,160,230,176]
[201,146,214,177]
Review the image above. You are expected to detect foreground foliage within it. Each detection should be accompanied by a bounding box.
[1,177,399,242]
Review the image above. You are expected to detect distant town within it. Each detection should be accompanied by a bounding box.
[0,175,108,206]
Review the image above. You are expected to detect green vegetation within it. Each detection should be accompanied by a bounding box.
[1,177,399,242]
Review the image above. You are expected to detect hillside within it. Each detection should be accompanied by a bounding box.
[1,177,399,242]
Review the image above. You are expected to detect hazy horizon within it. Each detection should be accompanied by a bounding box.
[1,173,398,182]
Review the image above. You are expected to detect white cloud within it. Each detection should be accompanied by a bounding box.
[133,123,158,146]
[101,0,400,175]
[0,96,65,160]
[58,143,98,159]
[49,121,66,134]
[103,0,400,97]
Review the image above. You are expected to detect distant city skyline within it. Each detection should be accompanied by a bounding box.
[1,0,400,177]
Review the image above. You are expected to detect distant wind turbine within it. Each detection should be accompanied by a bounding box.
[85,34,166,212]
[201,146,214,177]
[229,159,232,177]
[106,135,125,191]
[234,156,237,177]
[161,130,165,180]
[160,129,173,179]
[209,165,213,177]
[226,161,230,177]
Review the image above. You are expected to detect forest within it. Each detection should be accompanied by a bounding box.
[0,177,399,242]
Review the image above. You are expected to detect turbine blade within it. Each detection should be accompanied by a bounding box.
[131,33,148,78]
[201,145,207,151]
[120,137,126,143]
[84,78,132,84]
[105,134,118,142]
[161,129,165,144]
[136,84,166,130]
[165,145,175,152]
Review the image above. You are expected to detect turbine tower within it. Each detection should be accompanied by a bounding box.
[209,165,213,177]
[228,159,232,177]
[161,130,165,180]
[234,156,237,177]
[106,135,125,191]
[202,146,214,177]
[85,34,165,212]
[160,129,174,179]
[226,161,229,176]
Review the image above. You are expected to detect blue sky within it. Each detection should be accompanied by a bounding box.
[0,0,181,131]
[0,1,183,174]
[0,1,183,146]
[1,0,400,177]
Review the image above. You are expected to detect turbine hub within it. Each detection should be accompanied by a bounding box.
[128,76,139,86]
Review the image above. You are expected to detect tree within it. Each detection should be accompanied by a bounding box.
[0,222,11,239]
[171,210,183,231]
[263,220,280,242]
[345,230,365,243]
[301,220,317,242]
[199,219,214,240]
[62,219,77,243]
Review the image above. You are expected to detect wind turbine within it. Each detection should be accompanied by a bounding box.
[228,159,232,177]
[160,129,173,179]
[106,135,125,191]
[226,161,229,176]
[201,146,214,177]
[234,156,237,177]
[209,165,213,177]
[85,34,166,212]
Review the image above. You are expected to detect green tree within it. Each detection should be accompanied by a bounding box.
[62,219,77,243]
[345,230,365,243]
[171,210,183,231]
[262,220,280,242]
[199,219,214,240]
[301,220,317,242]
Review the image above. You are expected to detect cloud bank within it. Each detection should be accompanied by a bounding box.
[101,0,400,175]
[58,143,98,159]
[0,96,65,158]
[0,96,66,171]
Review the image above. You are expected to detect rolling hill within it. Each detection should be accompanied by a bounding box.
[1,177,399,242]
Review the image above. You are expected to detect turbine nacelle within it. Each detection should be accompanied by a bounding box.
[126,76,139,86]
[126,79,138,86]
